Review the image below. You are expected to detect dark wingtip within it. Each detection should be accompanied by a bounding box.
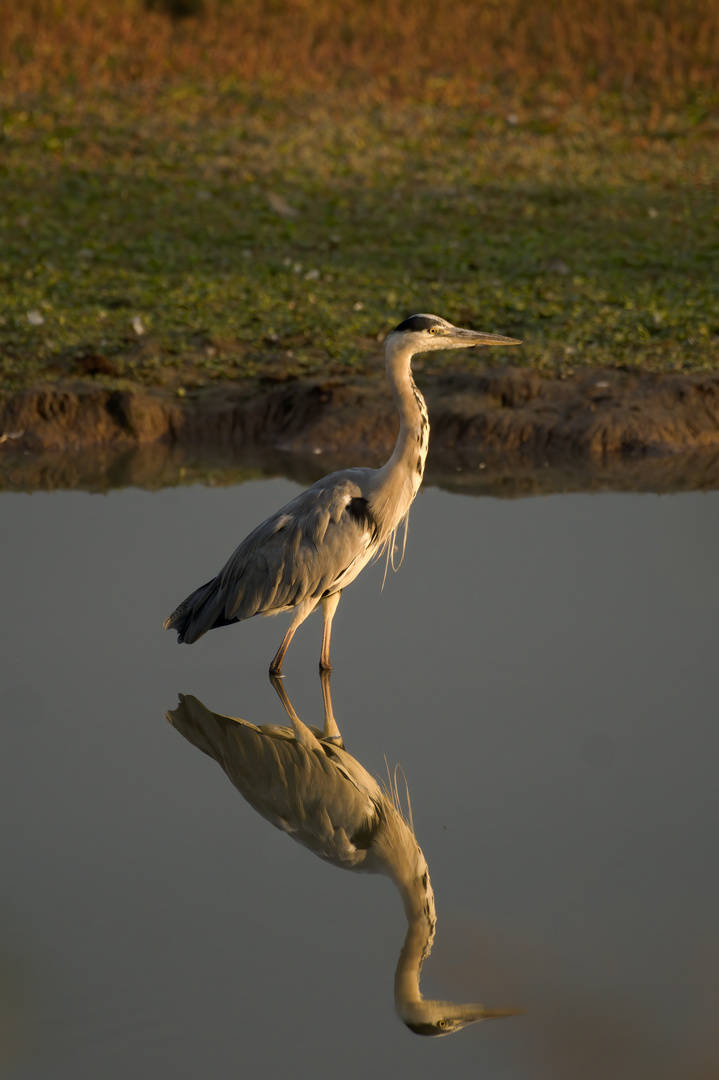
[163,610,186,643]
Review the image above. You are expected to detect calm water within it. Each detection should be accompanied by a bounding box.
[1,476,718,1079]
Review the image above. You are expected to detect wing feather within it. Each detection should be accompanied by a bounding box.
[165,470,378,644]
[221,482,371,615]
[167,695,382,868]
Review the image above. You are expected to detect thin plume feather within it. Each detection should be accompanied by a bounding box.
[378,511,411,592]
[382,757,415,835]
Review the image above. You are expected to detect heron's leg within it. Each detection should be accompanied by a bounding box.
[319,667,343,747]
[319,591,342,671]
[269,599,314,676]
[269,673,322,751]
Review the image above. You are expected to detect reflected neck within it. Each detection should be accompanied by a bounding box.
[394,903,436,1010]
[381,826,436,1012]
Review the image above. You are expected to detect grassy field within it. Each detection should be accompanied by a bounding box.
[1,1,718,394]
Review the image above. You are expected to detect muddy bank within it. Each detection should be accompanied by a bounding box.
[3,366,719,468]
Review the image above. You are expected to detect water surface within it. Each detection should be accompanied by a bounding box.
[2,476,718,1079]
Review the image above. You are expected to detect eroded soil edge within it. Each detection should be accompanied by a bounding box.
[3,366,719,494]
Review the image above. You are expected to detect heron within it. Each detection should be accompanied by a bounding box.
[164,314,521,673]
[166,676,523,1036]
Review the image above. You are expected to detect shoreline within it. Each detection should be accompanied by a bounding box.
[3,366,719,496]
[3,366,719,459]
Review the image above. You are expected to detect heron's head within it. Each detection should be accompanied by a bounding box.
[386,313,521,356]
[401,999,524,1038]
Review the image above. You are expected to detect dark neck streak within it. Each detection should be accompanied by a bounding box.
[392,857,437,1010]
[370,798,437,1011]
[408,372,430,481]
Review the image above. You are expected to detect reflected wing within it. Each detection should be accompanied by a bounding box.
[165,470,377,644]
[167,694,382,868]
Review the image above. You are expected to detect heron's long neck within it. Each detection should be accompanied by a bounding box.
[377,817,437,1011]
[369,341,429,539]
[394,883,437,1011]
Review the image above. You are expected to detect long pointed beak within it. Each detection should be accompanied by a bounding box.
[476,1006,527,1020]
[447,327,522,347]
[453,1002,526,1022]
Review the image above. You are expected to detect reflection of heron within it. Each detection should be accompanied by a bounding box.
[164,315,520,673]
[167,675,522,1036]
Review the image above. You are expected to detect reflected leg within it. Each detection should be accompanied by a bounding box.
[269,673,322,751]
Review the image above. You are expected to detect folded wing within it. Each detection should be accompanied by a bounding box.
[164,470,378,645]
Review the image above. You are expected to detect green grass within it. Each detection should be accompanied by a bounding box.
[1,85,718,394]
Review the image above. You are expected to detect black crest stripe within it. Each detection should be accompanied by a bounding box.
[392,315,442,333]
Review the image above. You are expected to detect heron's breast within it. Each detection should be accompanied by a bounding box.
[324,532,376,593]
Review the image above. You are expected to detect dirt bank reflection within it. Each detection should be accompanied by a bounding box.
[5,439,719,497]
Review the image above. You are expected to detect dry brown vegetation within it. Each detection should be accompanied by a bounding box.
[1,0,718,108]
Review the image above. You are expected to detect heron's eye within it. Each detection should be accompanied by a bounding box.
[429,326,439,334]
[438,1020,447,1028]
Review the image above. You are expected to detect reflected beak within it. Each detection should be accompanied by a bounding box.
[475,1006,527,1020]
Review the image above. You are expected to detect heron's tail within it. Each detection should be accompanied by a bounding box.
[163,577,239,644]
[166,693,248,762]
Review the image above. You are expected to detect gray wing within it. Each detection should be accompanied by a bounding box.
[165,469,378,644]
[167,694,382,868]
